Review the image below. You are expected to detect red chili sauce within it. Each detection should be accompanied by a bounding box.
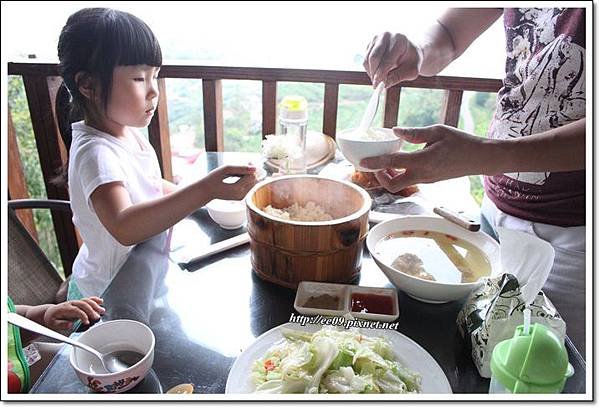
[351,293,395,315]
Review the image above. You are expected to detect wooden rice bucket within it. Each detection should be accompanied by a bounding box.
[246,175,371,289]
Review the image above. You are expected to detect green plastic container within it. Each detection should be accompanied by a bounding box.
[489,323,574,393]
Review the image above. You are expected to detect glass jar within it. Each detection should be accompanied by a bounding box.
[279,95,308,174]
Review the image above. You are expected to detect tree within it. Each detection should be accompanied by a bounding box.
[8,76,63,275]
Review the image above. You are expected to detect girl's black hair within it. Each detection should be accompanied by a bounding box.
[54,8,162,185]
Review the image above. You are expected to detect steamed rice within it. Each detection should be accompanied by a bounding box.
[263,201,333,222]
[341,128,396,141]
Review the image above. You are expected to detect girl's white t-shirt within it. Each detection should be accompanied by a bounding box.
[68,121,164,297]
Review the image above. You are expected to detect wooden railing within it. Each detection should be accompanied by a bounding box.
[8,61,503,276]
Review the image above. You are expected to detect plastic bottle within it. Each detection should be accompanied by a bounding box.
[489,322,574,394]
[279,95,308,174]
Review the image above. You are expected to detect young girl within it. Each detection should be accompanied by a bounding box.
[56,8,256,299]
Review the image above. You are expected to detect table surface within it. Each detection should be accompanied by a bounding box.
[30,152,586,395]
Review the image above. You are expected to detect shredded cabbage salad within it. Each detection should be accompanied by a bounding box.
[251,326,421,394]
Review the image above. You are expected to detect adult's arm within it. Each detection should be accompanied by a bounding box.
[162,179,179,194]
[418,8,504,76]
[360,118,586,193]
[365,8,504,86]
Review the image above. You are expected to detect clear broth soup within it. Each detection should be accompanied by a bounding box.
[374,230,491,284]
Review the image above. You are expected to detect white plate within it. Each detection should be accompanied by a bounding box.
[225,323,452,394]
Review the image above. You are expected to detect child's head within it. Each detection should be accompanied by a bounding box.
[57,8,162,133]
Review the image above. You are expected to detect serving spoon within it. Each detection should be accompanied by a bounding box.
[7,312,144,373]
[358,82,386,133]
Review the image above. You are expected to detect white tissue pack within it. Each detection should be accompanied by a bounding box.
[457,227,567,378]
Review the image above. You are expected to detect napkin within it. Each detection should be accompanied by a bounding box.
[457,227,566,378]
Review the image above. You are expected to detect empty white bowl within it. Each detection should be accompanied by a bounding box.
[69,319,155,393]
[206,199,247,229]
[336,127,403,172]
[366,216,501,304]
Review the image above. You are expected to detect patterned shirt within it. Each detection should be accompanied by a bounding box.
[484,8,585,227]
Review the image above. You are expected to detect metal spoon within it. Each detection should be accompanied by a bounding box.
[7,312,144,373]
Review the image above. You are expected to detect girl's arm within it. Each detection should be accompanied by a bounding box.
[90,165,256,246]
[15,305,47,325]
[14,305,48,344]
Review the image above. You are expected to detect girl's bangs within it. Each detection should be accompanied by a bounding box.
[112,16,162,67]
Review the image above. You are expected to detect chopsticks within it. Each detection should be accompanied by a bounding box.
[181,232,250,268]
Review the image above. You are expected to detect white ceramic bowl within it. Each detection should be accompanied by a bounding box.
[69,319,155,393]
[206,199,247,229]
[336,127,403,172]
[366,216,501,304]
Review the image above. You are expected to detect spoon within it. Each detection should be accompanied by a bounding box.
[358,82,385,133]
[7,312,144,373]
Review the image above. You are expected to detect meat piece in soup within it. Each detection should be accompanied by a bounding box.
[375,230,491,284]
[391,253,436,281]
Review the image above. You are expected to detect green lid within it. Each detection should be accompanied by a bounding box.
[490,323,574,393]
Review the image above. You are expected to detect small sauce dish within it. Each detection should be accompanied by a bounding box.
[294,281,399,322]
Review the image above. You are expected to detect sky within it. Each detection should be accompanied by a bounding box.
[2,1,507,78]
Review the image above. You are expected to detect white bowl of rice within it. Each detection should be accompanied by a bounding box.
[206,199,246,229]
[336,127,403,172]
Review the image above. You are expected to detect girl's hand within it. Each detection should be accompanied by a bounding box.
[43,297,106,330]
[359,125,490,193]
[204,165,257,201]
[363,32,421,88]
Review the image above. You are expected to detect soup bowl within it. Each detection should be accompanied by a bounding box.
[69,319,155,393]
[366,216,501,304]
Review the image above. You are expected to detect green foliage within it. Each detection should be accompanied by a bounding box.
[165,78,204,149]
[336,84,384,131]
[470,92,496,137]
[469,175,485,206]
[397,89,444,128]
[164,82,448,154]
[223,81,262,152]
[466,92,497,205]
[9,71,498,264]
[8,76,64,276]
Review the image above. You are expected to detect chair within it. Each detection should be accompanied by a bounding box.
[8,199,72,306]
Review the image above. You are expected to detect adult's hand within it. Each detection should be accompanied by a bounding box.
[363,32,421,88]
[363,9,503,88]
[359,125,489,193]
